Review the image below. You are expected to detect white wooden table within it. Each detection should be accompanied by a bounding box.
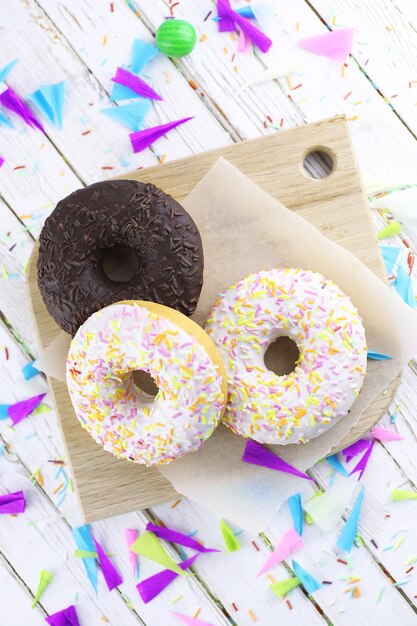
[1,1,417,625]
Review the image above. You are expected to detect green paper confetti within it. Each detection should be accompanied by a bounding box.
[377,222,402,240]
[130,531,185,575]
[391,489,417,501]
[270,576,301,597]
[74,549,98,558]
[32,569,52,608]
[220,519,240,553]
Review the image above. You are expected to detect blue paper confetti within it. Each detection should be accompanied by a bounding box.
[0,59,17,83]
[367,351,393,360]
[292,560,322,594]
[326,454,350,477]
[101,100,151,131]
[336,486,365,553]
[28,82,65,129]
[394,266,415,307]
[22,361,40,380]
[0,405,10,420]
[0,442,6,457]
[0,111,13,128]
[288,493,303,536]
[72,525,98,591]
[131,39,158,74]
[381,246,400,274]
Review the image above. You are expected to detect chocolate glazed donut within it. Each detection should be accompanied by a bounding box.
[37,180,204,336]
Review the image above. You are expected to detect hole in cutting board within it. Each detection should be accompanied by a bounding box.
[132,370,159,397]
[102,245,139,282]
[303,149,334,179]
[264,336,300,376]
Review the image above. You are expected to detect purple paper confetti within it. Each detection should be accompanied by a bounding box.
[242,440,312,480]
[350,440,375,480]
[111,67,162,100]
[129,117,193,153]
[217,0,237,32]
[93,536,123,591]
[7,393,46,426]
[145,523,219,553]
[137,553,199,603]
[0,87,44,132]
[45,605,80,626]
[0,491,26,514]
[217,0,272,53]
[342,438,370,463]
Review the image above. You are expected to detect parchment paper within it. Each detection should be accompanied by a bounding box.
[35,159,417,533]
[160,159,417,532]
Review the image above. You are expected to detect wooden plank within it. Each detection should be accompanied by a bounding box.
[310,0,417,135]
[28,116,397,522]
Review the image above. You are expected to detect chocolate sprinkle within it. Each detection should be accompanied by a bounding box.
[37,180,204,335]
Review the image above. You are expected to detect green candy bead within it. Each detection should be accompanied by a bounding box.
[155,19,197,58]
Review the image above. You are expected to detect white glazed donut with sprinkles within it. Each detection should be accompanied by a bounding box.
[205,269,367,445]
[67,301,227,466]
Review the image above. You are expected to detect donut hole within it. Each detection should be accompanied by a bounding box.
[264,336,300,376]
[132,370,159,397]
[102,245,139,283]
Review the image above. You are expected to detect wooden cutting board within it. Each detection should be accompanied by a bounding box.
[27,116,398,523]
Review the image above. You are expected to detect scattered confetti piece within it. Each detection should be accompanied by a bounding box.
[270,576,301,598]
[350,440,375,480]
[22,361,40,380]
[242,440,312,480]
[288,493,303,536]
[217,0,272,52]
[342,438,370,463]
[125,528,139,577]
[129,117,193,153]
[336,487,365,552]
[131,531,185,575]
[304,482,356,533]
[0,111,13,128]
[370,426,403,441]
[0,490,25,514]
[146,522,219,554]
[367,351,393,360]
[292,560,322,594]
[111,67,162,100]
[0,59,17,83]
[7,393,46,426]
[298,28,355,62]
[219,519,240,553]
[237,56,303,92]
[326,454,350,477]
[137,554,199,603]
[32,569,52,608]
[216,0,236,32]
[391,489,417,501]
[72,525,98,591]
[100,100,151,131]
[131,38,159,74]
[93,536,123,591]
[0,87,44,132]
[377,221,402,239]
[171,612,216,626]
[393,266,415,307]
[45,605,80,626]
[28,82,65,129]
[257,528,303,577]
